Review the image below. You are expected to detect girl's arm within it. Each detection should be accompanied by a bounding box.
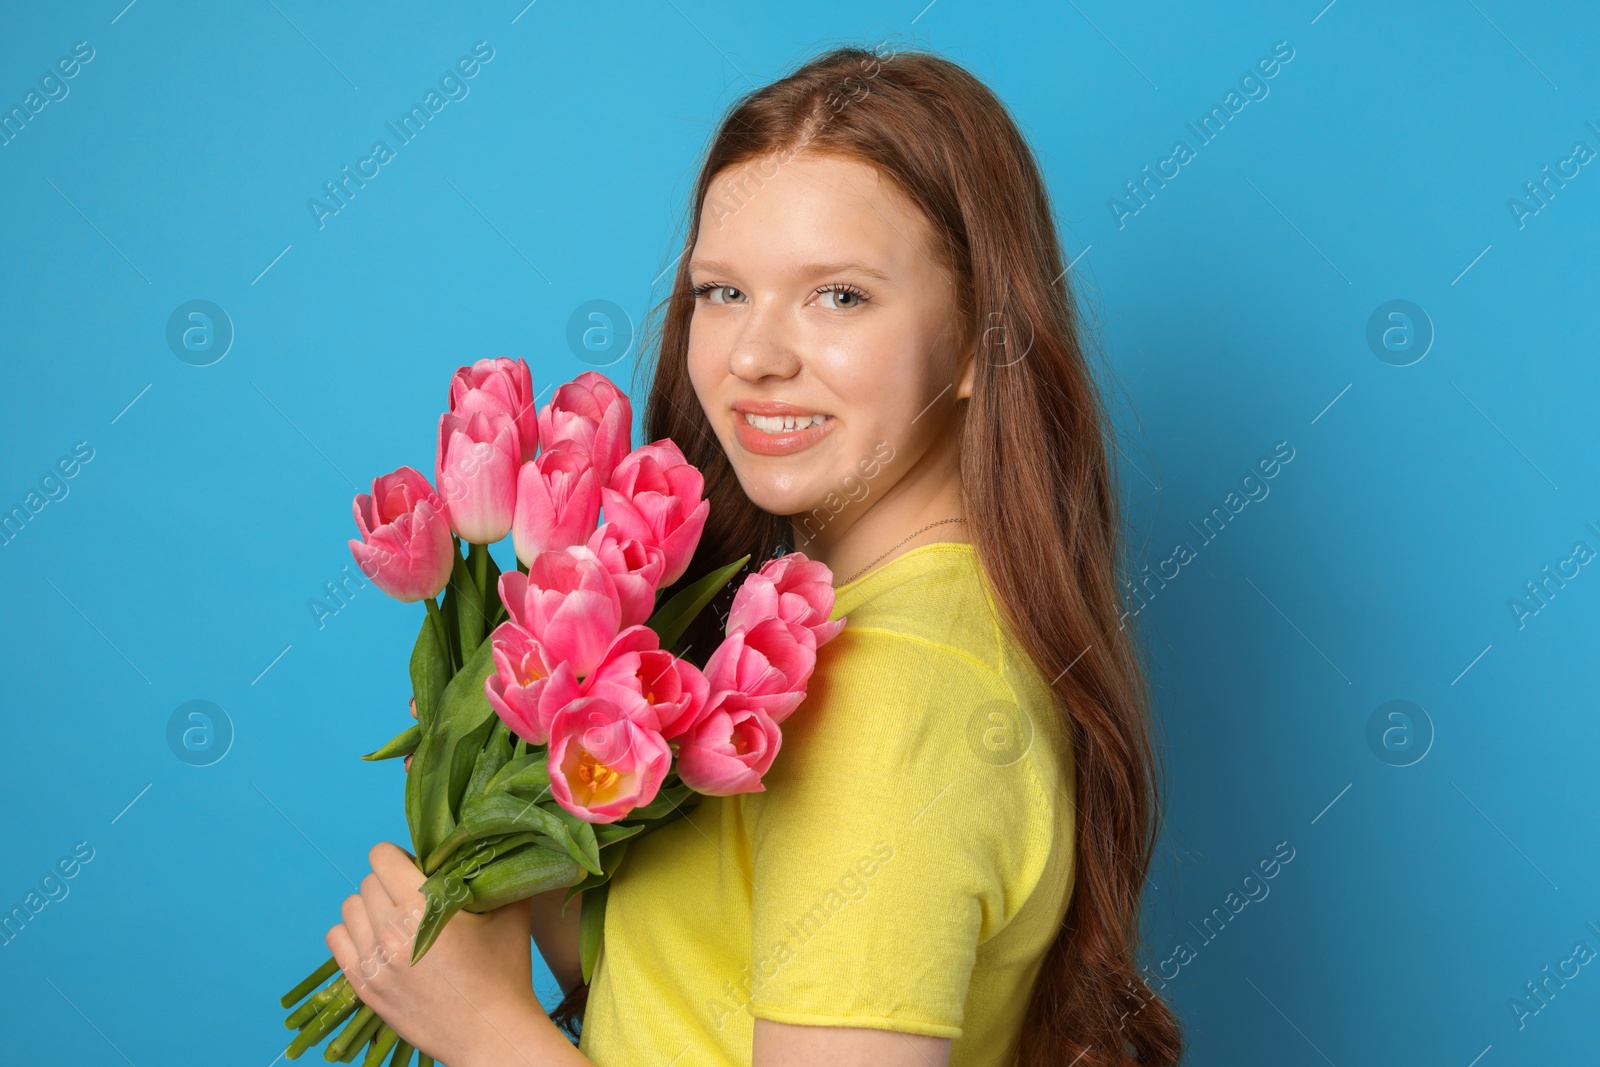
[528,887,583,994]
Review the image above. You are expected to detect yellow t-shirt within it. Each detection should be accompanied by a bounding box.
[577,541,1075,1066]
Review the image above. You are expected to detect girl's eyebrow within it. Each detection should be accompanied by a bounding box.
[687,258,894,284]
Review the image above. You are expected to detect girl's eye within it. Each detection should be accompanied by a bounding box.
[817,284,869,310]
[690,283,744,304]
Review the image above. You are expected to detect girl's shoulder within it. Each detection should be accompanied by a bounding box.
[826,540,1005,674]
[746,539,1070,872]
[736,543,1074,1017]
[816,539,1067,761]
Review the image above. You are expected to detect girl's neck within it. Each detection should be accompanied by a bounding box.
[789,435,969,586]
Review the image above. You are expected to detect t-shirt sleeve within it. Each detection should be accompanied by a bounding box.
[741,628,1051,1039]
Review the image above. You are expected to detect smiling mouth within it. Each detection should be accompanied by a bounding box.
[742,412,831,433]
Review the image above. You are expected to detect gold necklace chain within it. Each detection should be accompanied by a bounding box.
[838,517,967,586]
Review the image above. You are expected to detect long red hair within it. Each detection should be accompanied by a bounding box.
[553,44,1180,1065]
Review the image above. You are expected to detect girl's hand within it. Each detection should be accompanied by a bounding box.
[325,842,547,1065]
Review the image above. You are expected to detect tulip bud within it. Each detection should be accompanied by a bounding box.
[601,439,709,587]
[675,691,782,796]
[348,467,455,602]
[449,357,539,462]
[436,409,520,544]
[537,371,632,487]
[511,442,601,566]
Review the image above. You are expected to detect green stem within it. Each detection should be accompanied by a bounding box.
[325,1004,375,1060]
[362,1023,401,1067]
[285,978,359,1058]
[281,956,340,1009]
[333,1006,383,1062]
[286,977,347,1029]
[423,596,451,671]
[470,541,489,608]
[387,1038,415,1067]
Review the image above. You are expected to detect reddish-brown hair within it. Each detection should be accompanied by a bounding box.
[553,44,1180,1065]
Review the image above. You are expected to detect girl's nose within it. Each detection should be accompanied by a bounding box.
[728,302,803,382]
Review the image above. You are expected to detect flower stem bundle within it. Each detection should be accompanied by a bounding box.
[278,363,844,1062]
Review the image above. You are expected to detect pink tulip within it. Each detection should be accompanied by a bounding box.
[449,357,539,462]
[727,552,846,648]
[585,522,666,630]
[497,548,622,679]
[601,440,710,587]
[511,442,602,566]
[674,691,783,796]
[583,625,710,739]
[436,410,520,544]
[547,695,671,823]
[482,621,582,746]
[348,466,454,603]
[538,371,632,487]
[702,616,817,724]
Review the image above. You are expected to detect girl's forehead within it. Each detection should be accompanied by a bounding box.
[695,156,939,278]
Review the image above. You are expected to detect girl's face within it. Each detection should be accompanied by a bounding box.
[686,151,973,528]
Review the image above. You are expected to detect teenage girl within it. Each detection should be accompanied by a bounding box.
[328,45,1181,1067]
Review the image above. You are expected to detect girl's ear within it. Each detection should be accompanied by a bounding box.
[955,351,977,400]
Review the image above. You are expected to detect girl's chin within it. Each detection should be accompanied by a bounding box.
[733,480,834,523]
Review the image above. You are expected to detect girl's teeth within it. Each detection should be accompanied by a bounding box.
[744,413,827,433]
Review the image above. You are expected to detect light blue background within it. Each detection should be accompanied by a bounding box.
[2,2,1596,1064]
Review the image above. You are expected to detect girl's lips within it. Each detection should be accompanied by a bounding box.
[732,412,837,456]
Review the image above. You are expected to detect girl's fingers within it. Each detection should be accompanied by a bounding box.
[409,698,417,720]
[340,887,377,960]
[326,919,360,977]
[371,842,426,903]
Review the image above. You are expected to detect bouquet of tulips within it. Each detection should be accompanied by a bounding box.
[277,361,844,1065]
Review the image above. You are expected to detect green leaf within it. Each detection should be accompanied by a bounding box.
[411,636,500,863]
[462,843,585,913]
[463,719,514,795]
[646,554,751,653]
[424,789,605,878]
[446,714,499,821]
[482,751,550,796]
[547,805,603,877]
[424,790,564,873]
[410,870,473,965]
[595,821,646,847]
[561,838,623,911]
[578,882,609,984]
[449,543,502,663]
[411,832,546,962]
[626,783,697,822]
[409,611,450,734]
[361,724,420,762]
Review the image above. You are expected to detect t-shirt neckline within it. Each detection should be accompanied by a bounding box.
[831,539,976,597]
